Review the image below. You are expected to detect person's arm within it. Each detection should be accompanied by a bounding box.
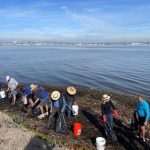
[101,104,106,122]
[50,100,53,113]
[110,100,115,110]
[110,100,118,118]
[33,98,40,106]
[7,86,9,92]
[61,96,66,112]
[144,102,150,122]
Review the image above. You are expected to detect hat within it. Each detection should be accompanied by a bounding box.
[5,76,10,81]
[51,91,60,100]
[102,94,110,100]
[30,84,38,91]
[67,86,76,95]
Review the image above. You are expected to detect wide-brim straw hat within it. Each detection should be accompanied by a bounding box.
[30,84,38,91]
[67,86,76,95]
[102,94,110,100]
[51,91,60,100]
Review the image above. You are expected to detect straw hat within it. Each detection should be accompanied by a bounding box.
[102,94,110,100]
[51,91,60,100]
[30,84,38,91]
[67,86,76,95]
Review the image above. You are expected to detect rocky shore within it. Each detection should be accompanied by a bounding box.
[0,83,150,150]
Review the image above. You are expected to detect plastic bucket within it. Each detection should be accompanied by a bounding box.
[23,96,28,105]
[73,123,82,137]
[0,91,6,99]
[72,105,79,116]
[96,137,106,150]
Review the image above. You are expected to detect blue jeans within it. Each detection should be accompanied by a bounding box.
[106,113,113,129]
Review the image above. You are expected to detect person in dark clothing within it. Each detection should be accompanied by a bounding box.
[48,91,66,129]
[62,86,76,118]
[101,94,118,128]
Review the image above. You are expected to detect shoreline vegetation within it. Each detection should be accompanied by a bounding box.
[0,82,150,150]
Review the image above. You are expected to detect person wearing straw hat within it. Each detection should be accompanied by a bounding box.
[27,84,49,119]
[28,84,39,107]
[101,94,118,129]
[48,91,61,128]
[61,86,76,118]
[5,76,18,105]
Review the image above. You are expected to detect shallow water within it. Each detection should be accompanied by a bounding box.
[0,45,150,96]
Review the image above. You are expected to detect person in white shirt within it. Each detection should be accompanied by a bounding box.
[5,76,18,105]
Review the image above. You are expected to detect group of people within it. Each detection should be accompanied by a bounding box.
[0,76,78,131]
[21,83,77,120]
[101,94,150,142]
[0,75,150,142]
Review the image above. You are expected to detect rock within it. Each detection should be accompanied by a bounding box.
[0,111,68,150]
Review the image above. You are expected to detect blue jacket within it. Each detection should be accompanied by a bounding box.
[21,86,31,96]
[136,100,150,121]
[39,90,48,100]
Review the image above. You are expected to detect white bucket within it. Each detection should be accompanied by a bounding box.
[96,137,106,150]
[22,96,28,105]
[72,105,79,116]
[0,91,6,99]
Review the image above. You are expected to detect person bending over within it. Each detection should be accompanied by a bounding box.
[5,76,18,105]
[62,86,76,118]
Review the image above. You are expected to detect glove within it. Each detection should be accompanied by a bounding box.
[114,110,118,118]
[102,115,106,122]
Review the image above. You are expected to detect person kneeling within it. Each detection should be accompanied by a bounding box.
[33,87,49,119]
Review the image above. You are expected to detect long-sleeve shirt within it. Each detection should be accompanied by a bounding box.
[8,78,18,89]
[62,92,75,109]
[136,100,150,122]
[50,98,66,111]
[101,100,115,115]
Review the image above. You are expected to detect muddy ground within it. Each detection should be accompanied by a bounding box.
[0,84,150,150]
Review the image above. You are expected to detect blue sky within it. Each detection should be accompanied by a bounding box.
[0,0,150,42]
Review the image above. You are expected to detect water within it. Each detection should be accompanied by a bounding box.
[0,45,150,96]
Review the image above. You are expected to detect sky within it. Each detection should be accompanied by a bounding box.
[0,0,150,42]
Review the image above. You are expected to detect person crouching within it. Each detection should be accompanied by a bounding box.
[28,84,49,119]
[37,87,49,119]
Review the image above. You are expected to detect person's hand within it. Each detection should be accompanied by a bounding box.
[50,109,52,113]
[32,103,35,107]
[114,110,119,118]
[102,115,106,123]
[144,121,147,126]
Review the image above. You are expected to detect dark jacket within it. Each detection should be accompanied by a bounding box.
[101,100,115,115]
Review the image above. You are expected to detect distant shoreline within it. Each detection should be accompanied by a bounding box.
[0,42,150,47]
